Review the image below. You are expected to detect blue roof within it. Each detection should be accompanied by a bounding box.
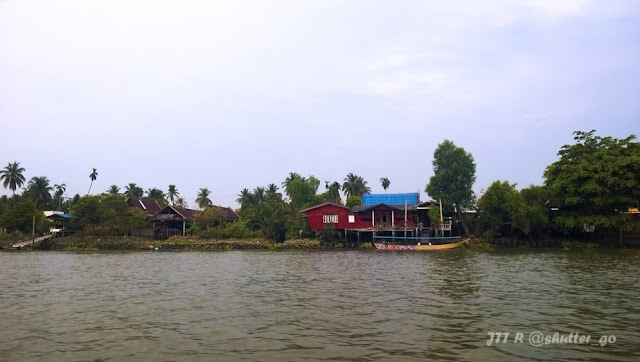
[46,213,73,219]
[362,193,418,206]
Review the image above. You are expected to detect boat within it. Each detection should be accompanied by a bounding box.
[373,236,469,250]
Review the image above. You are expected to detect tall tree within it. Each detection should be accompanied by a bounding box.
[325,181,342,204]
[124,183,144,199]
[425,140,476,237]
[87,168,98,195]
[175,197,188,208]
[54,183,66,210]
[253,187,266,204]
[266,183,282,201]
[342,173,371,198]
[146,188,167,205]
[282,172,304,199]
[27,176,53,209]
[0,161,26,203]
[544,130,640,229]
[196,188,212,210]
[380,177,390,193]
[107,185,120,195]
[167,184,179,205]
[236,188,255,209]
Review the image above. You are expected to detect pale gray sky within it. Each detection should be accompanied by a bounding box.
[1,0,639,208]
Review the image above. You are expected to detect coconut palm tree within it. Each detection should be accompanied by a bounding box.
[0,161,26,203]
[167,184,179,205]
[253,187,266,204]
[326,181,342,204]
[107,185,120,195]
[87,168,98,195]
[54,183,66,210]
[236,188,255,209]
[175,197,188,208]
[282,172,304,198]
[380,177,390,193]
[27,176,53,209]
[146,188,167,205]
[266,183,282,201]
[124,183,144,199]
[342,173,371,197]
[196,188,212,210]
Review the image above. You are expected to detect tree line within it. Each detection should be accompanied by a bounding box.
[2,129,638,242]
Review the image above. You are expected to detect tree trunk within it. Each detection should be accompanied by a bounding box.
[456,208,470,237]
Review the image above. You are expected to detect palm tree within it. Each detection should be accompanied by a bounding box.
[282,172,304,198]
[326,181,342,204]
[266,183,282,201]
[236,188,255,209]
[342,173,371,198]
[0,161,26,203]
[167,184,179,205]
[380,177,390,193]
[146,188,167,205]
[253,186,266,204]
[196,188,212,210]
[87,168,98,195]
[124,183,144,199]
[107,185,120,195]
[54,183,66,210]
[175,197,188,208]
[27,176,53,209]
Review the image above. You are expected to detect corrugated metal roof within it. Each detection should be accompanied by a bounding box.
[363,193,418,206]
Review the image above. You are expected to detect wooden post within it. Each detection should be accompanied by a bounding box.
[392,210,395,228]
[372,210,375,227]
[183,221,186,236]
[32,215,35,246]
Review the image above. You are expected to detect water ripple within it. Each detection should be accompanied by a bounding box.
[1,249,639,361]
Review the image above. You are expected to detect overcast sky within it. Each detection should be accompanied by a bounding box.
[1,0,639,209]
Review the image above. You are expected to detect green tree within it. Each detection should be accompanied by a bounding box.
[54,183,66,210]
[0,161,26,203]
[193,207,227,229]
[196,188,212,210]
[236,188,255,209]
[26,176,53,209]
[282,172,304,199]
[287,176,320,209]
[107,185,120,195]
[253,187,266,204]
[124,183,144,199]
[167,184,179,205]
[266,184,282,201]
[323,181,342,204]
[544,130,640,230]
[175,197,188,208]
[0,199,44,234]
[380,177,390,193]
[244,200,288,242]
[342,173,371,198]
[346,196,362,207]
[87,168,98,195]
[425,140,476,237]
[146,188,167,205]
[477,180,529,238]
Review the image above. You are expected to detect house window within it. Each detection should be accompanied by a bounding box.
[323,213,338,224]
[348,215,355,223]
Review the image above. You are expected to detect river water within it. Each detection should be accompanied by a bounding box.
[1,249,639,361]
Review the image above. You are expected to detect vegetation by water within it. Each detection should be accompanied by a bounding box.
[1,130,639,247]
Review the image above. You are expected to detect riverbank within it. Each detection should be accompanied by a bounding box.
[32,236,333,251]
[3,235,634,251]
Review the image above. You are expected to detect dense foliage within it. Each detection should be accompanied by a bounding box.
[544,130,640,229]
[425,140,476,236]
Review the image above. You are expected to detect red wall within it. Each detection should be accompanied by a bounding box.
[307,205,416,230]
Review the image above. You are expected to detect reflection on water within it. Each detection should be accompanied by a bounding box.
[1,249,639,360]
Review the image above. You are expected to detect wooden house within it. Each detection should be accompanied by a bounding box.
[300,193,439,242]
[152,205,240,239]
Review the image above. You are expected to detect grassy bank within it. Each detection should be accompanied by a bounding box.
[36,236,347,251]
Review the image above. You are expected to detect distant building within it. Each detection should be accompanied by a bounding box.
[300,193,441,242]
